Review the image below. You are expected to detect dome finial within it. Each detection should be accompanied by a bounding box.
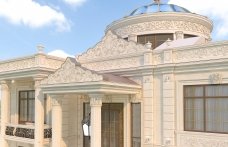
[154,0,160,12]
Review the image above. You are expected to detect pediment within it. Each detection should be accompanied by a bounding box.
[41,58,103,85]
[77,31,146,62]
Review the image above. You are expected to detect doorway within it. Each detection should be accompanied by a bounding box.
[102,103,124,147]
[83,103,124,147]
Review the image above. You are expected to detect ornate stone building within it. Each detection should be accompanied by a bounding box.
[1,2,228,147]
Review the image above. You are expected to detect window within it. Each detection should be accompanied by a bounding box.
[184,85,228,133]
[131,103,141,147]
[137,34,173,49]
[19,91,35,124]
[184,34,197,39]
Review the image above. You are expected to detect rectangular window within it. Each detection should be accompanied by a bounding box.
[131,103,141,147]
[184,85,228,133]
[19,91,35,124]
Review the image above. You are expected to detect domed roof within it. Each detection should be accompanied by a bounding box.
[129,3,191,16]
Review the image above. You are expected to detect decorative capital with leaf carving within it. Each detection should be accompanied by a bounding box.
[89,94,104,107]
[209,73,223,84]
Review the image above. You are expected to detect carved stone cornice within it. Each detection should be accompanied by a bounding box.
[77,31,146,62]
[41,58,103,85]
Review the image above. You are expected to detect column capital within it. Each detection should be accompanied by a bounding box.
[130,93,142,103]
[50,95,63,106]
[89,94,103,107]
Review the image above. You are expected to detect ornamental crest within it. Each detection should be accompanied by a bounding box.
[41,58,103,85]
[77,31,146,62]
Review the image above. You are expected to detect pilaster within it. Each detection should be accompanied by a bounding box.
[0,81,9,147]
[51,95,63,147]
[89,94,103,147]
[162,74,176,147]
[34,78,44,147]
[142,75,153,147]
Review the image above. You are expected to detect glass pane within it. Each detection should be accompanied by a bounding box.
[132,103,141,147]
[20,92,27,99]
[185,98,204,131]
[19,99,27,122]
[28,99,35,122]
[205,85,228,97]
[28,91,35,99]
[206,98,228,133]
[184,86,204,97]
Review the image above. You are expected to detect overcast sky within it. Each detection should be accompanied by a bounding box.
[0,0,228,60]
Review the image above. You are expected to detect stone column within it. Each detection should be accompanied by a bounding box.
[34,78,44,147]
[175,31,184,40]
[0,81,9,147]
[89,94,103,147]
[51,95,62,147]
[162,74,175,147]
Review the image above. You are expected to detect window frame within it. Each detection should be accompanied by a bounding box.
[184,84,228,134]
[18,90,35,124]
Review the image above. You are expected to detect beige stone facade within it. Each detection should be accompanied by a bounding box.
[0,2,228,147]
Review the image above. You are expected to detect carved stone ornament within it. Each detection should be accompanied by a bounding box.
[210,73,223,84]
[144,136,152,144]
[180,135,228,147]
[82,57,141,71]
[115,21,210,38]
[90,97,102,106]
[77,31,146,62]
[52,98,62,106]
[173,45,228,63]
[130,93,142,103]
[41,58,103,85]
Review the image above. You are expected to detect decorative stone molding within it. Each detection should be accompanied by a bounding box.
[0,80,9,90]
[130,93,142,103]
[103,95,112,103]
[173,45,228,63]
[41,58,103,85]
[144,136,152,144]
[164,50,173,63]
[163,75,172,83]
[209,73,223,84]
[82,57,141,71]
[51,97,62,106]
[143,76,153,83]
[90,97,102,107]
[77,31,146,62]
[0,58,35,73]
[115,20,210,38]
[179,135,228,147]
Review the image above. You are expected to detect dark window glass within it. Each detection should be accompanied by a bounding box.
[137,34,173,49]
[184,85,228,133]
[19,91,35,124]
[131,103,141,147]
[184,34,197,39]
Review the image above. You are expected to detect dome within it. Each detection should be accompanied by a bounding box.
[129,3,191,16]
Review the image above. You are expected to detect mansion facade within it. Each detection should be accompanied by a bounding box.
[1,2,228,147]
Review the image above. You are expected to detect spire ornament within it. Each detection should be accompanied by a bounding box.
[154,0,161,11]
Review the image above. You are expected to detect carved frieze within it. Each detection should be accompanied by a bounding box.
[173,45,228,63]
[41,58,103,85]
[179,135,228,147]
[0,58,35,72]
[82,57,141,71]
[115,21,210,38]
[77,31,146,62]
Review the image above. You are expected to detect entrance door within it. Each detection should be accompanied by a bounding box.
[83,103,124,147]
[102,103,124,147]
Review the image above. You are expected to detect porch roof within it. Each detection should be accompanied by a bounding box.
[40,58,141,94]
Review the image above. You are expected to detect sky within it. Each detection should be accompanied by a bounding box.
[0,0,228,60]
